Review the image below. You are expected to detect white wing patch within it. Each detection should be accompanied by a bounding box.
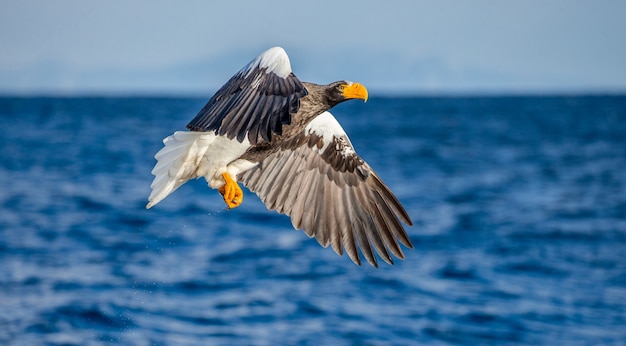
[305,111,356,156]
[242,46,292,79]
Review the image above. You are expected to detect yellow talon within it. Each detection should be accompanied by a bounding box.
[218,172,243,209]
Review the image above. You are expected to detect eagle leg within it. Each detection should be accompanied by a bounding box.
[218,172,243,209]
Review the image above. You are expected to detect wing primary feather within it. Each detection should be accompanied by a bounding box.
[217,91,249,138]
[289,96,300,115]
[255,153,286,198]
[288,174,307,230]
[371,173,413,226]
[290,167,317,231]
[300,170,321,238]
[258,95,279,142]
[264,153,294,209]
[373,189,413,250]
[346,187,378,267]
[231,89,262,143]
[264,94,284,129]
[279,101,292,125]
[267,153,303,213]
[354,186,393,265]
[276,76,287,95]
[323,177,343,256]
[280,166,304,216]
[240,166,260,188]
[311,171,329,247]
[225,90,255,138]
[370,196,405,259]
[337,187,361,266]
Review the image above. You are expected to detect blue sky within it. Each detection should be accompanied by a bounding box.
[1,0,625,95]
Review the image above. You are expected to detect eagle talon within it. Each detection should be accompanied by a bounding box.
[219,172,243,209]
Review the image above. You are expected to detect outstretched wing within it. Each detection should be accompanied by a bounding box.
[186,47,308,145]
[238,111,413,267]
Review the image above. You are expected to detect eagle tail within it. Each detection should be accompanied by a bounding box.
[146,131,215,208]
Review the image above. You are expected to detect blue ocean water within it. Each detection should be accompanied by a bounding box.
[1,95,625,345]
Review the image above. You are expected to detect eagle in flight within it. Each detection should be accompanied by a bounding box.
[147,47,413,267]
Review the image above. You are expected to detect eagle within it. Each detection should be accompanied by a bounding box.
[147,47,413,267]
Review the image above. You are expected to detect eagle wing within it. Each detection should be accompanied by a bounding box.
[238,111,413,267]
[186,47,308,145]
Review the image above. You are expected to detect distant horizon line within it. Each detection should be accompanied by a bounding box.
[1,88,625,99]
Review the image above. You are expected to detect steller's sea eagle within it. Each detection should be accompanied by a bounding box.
[147,47,413,267]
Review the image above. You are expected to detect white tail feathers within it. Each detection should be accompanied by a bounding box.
[146,131,216,208]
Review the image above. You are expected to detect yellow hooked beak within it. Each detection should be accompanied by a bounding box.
[341,82,368,102]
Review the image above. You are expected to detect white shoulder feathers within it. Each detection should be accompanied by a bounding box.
[306,111,356,155]
[241,46,292,79]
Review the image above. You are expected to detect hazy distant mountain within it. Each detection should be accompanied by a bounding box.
[0,46,609,95]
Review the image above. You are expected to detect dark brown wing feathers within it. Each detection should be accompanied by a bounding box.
[187,68,307,145]
[239,125,413,267]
